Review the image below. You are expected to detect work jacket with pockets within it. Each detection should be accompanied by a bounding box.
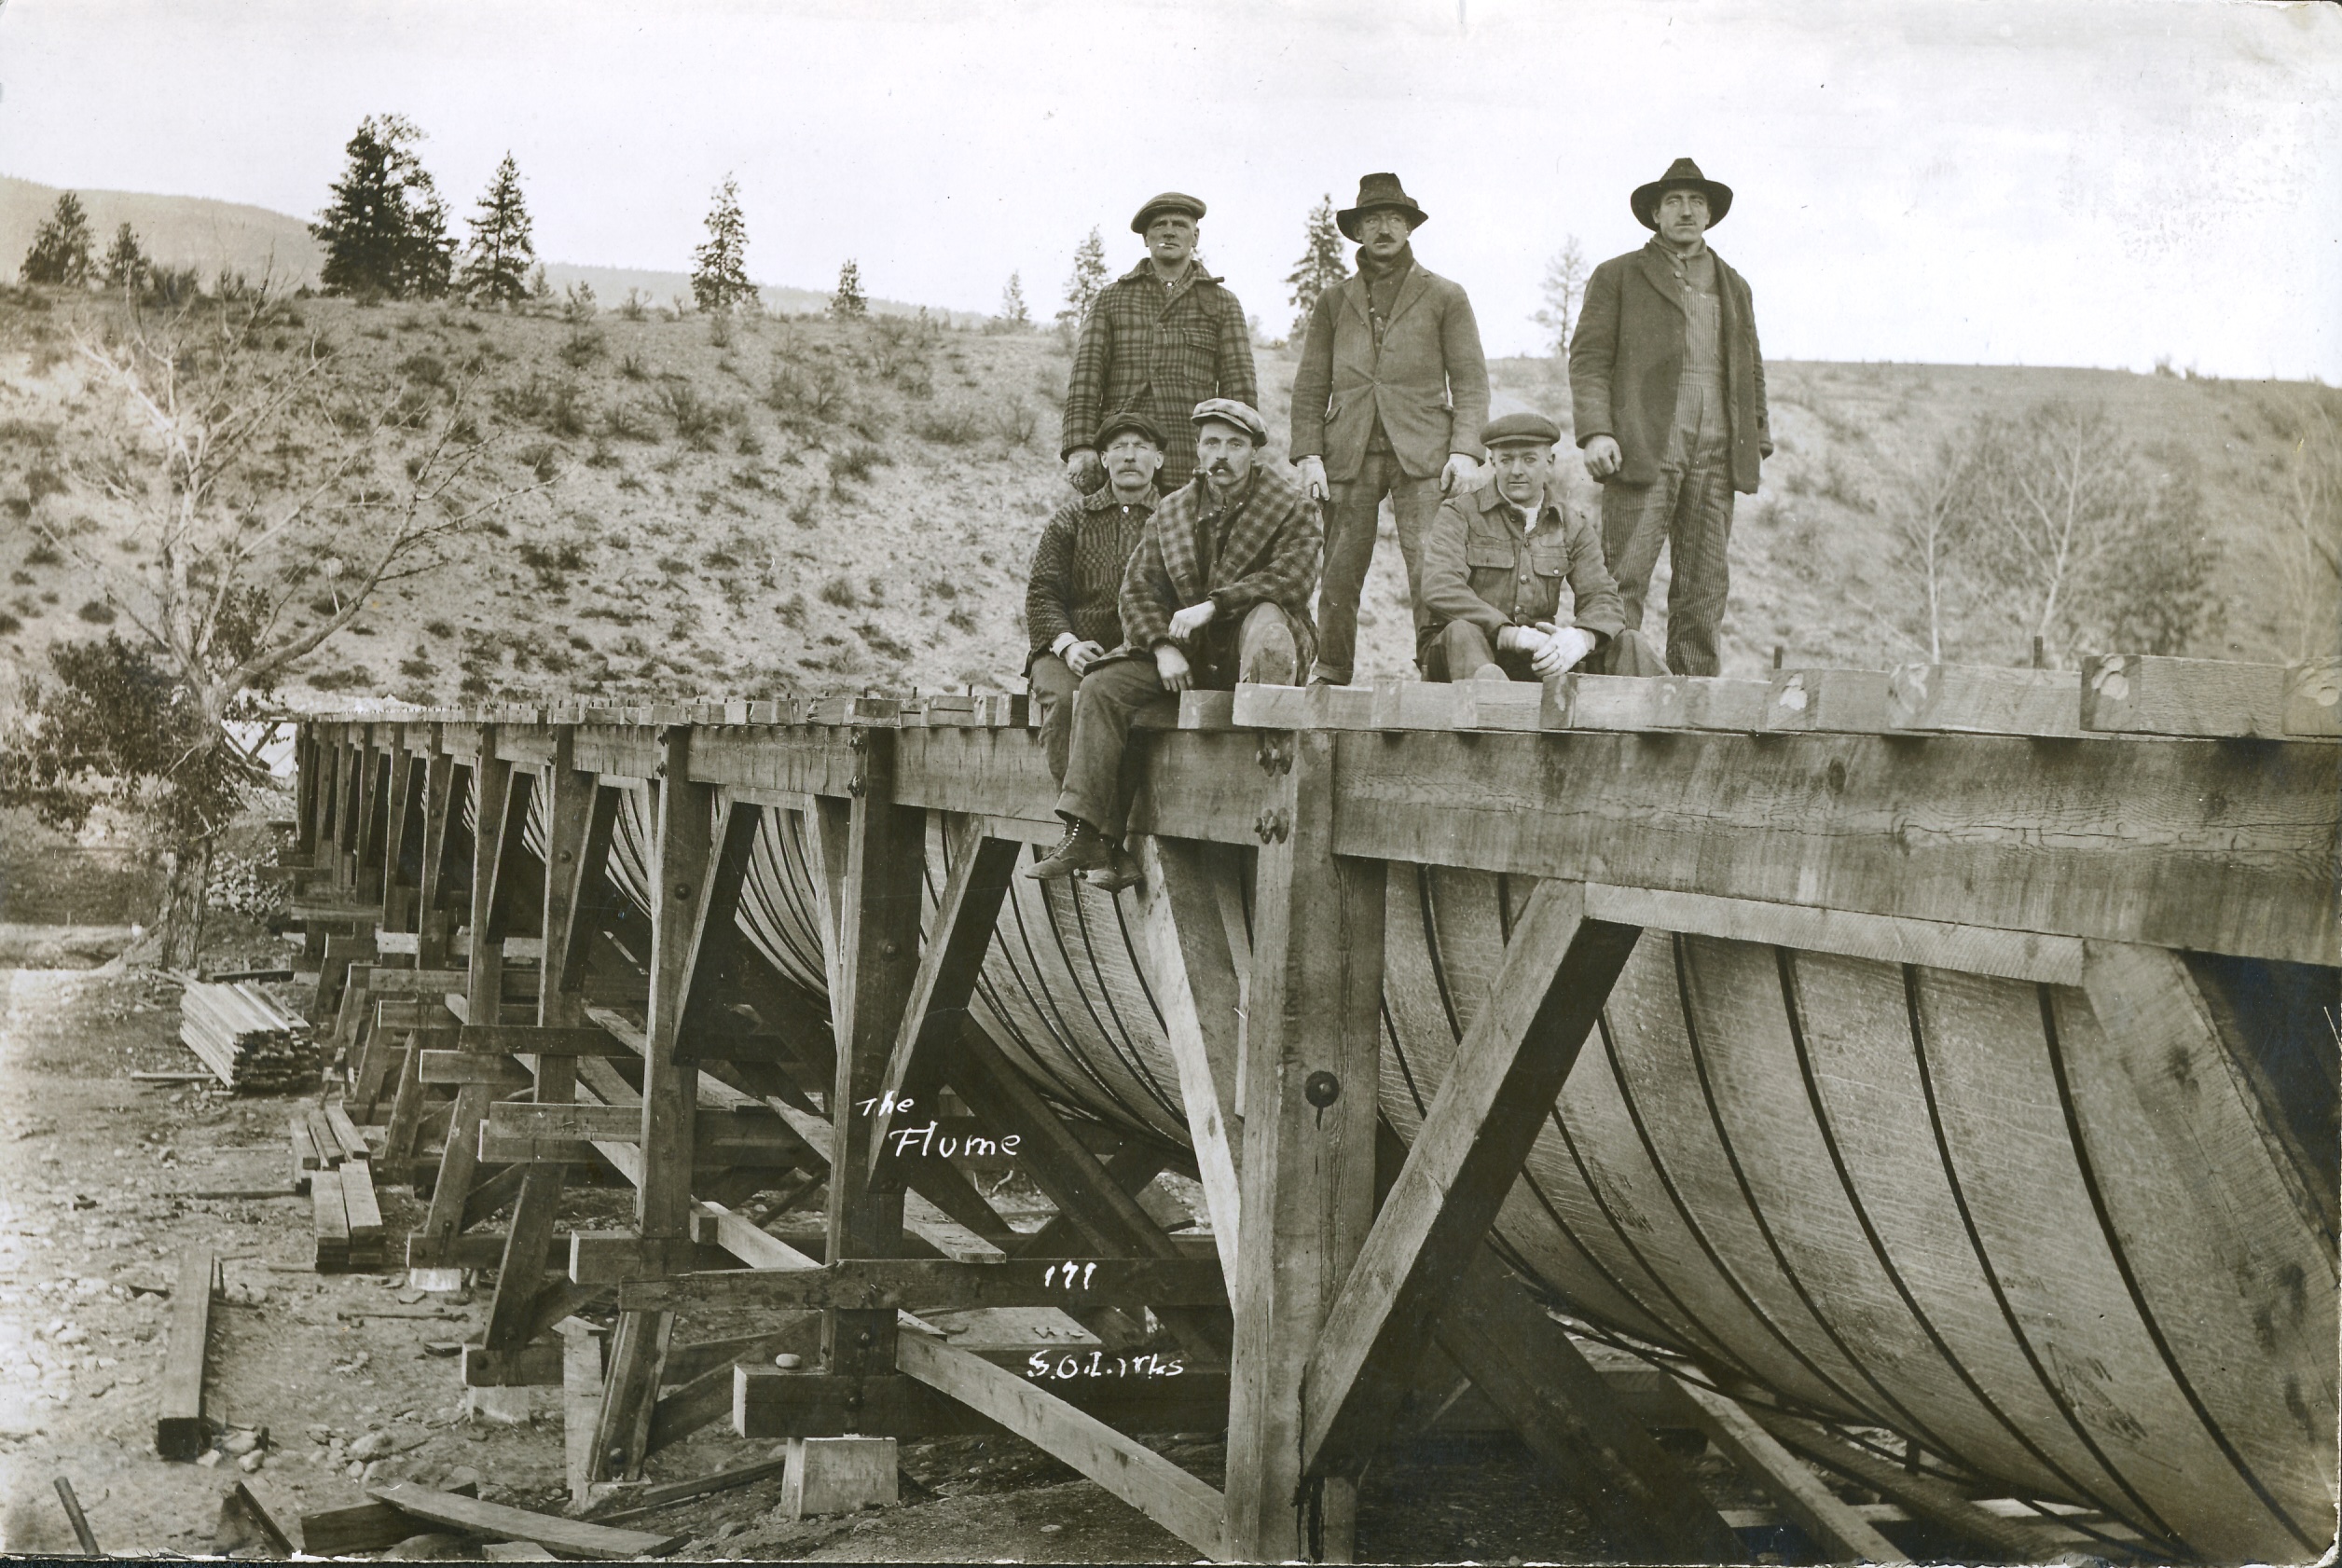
[1417,481,1628,653]
[1289,261,1491,482]
[1567,240,1771,493]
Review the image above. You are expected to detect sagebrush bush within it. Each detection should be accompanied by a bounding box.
[827,442,889,484]
[913,404,985,446]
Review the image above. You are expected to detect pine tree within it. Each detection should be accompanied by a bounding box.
[999,271,1030,327]
[101,223,150,292]
[690,175,755,313]
[1532,237,1589,356]
[829,258,868,321]
[311,114,454,299]
[1057,227,1109,325]
[457,153,535,308]
[21,191,94,287]
[1284,195,1347,342]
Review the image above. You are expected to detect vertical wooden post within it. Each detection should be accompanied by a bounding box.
[485,727,597,1352]
[332,736,360,890]
[823,731,924,1380]
[639,726,710,1247]
[1225,729,1385,1563]
[416,746,457,970]
[590,726,713,1481]
[356,732,391,902]
[294,725,317,860]
[417,736,511,1249]
[380,743,419,936]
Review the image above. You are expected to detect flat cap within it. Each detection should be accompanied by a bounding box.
[1190,398,1267,447]
[1480,411,1564,448]
[1131,191,1206,234]
[1093,409,1165,448]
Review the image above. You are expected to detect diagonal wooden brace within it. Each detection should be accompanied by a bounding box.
[1301,880,1640,1479]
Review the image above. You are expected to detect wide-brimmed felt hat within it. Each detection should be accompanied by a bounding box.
[1130,191,1206,235]
[1631,158,1732,230]
[1190,398,1267,447]
[1094,409,1164,449]
[1336,172,1428,241]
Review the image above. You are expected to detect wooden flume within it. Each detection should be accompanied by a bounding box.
[286,653,2337,1563]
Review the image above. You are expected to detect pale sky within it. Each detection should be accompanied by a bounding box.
[3,0,2337,378]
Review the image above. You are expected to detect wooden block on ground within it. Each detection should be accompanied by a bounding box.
[1761,668,1894,732]
[1886,664,2083,736]
[156,1246,219,1458]
[298,1481,477,1557]
[463,1341,566,1388]
[781,1437,898,1519]
[340,1158,384,1247]
[288,1113,320,1191]
[323,1102,371,1162]
[2079,653,2287,736]
[224,1478,299,1556]
[2283,658,2341,736]
[305,1107,344,1169]
[312,1167,351,1272]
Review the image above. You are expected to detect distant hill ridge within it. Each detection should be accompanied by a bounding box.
[0,173,970,320]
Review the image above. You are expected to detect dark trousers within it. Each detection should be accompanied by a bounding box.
[1422,621,1671,681]
[1599,378,1736,677]
[1314,448,1443,684]
[1054,602,1300,838]
[1027,652,1080,784]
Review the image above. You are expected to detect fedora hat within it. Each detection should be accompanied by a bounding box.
[1336,172,1428,241]
[1630,158,1733,230]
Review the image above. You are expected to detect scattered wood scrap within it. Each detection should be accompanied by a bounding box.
[365,1481,682,1560]
[589,1452,793,1523]
[299,1480,475,1556]
[53,1477,101,1555]
[156,1247,220,1459]
[180,982,315,1092]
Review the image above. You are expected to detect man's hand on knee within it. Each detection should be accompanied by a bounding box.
[1153,642,1194,693]
[1529,623,1598,678]
[1064,640,1107,677]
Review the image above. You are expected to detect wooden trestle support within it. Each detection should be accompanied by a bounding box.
[285,653,2339,1564]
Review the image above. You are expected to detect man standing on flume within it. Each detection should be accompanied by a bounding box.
[1569,157,1770,677]
[1288,172,1490,686]
[1060,192,1259,498]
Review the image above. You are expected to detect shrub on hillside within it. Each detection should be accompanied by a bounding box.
[659,384,737,448]
[559,326,606,368]
[912,403,985,446]
[766,359,848,426]
[991,399,1040,449]
[819,574,859,608]
[827,442,889,485]
[601,398,660,443]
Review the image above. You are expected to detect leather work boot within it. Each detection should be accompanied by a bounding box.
[1084,842,1144,895]
[1026,819,1113,880]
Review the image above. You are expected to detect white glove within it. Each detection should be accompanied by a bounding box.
[1440,452,1479,493]
[1531,625,1598,678]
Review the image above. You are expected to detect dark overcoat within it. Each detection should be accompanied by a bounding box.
[1567,241,1771,493]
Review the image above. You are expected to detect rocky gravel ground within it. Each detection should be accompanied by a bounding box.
[0,959,1651,1562]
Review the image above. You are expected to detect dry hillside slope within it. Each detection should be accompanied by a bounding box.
[1,286,2332,718]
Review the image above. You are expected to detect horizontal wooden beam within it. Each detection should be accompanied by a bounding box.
[1331,728,2335,965]
[613,1258,1227,1314]
[734,1363,1232,1441]
[457,1025,632,1056]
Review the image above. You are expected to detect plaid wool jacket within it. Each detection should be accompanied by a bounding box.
[1060,261,1258,488]
[1119,462,1322,653]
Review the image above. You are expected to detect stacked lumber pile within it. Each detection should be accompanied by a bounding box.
[291,1103,388,1271]
[179,982,316,1092]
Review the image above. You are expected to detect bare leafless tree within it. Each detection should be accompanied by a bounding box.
[20,292,537,964]
[1533,237,1588,358]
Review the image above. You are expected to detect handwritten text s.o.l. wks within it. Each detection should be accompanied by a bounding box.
[1027,1350,1185,1381]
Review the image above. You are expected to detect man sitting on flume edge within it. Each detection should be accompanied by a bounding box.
[1026,398,1322,890]
[1416,410,1668,682]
